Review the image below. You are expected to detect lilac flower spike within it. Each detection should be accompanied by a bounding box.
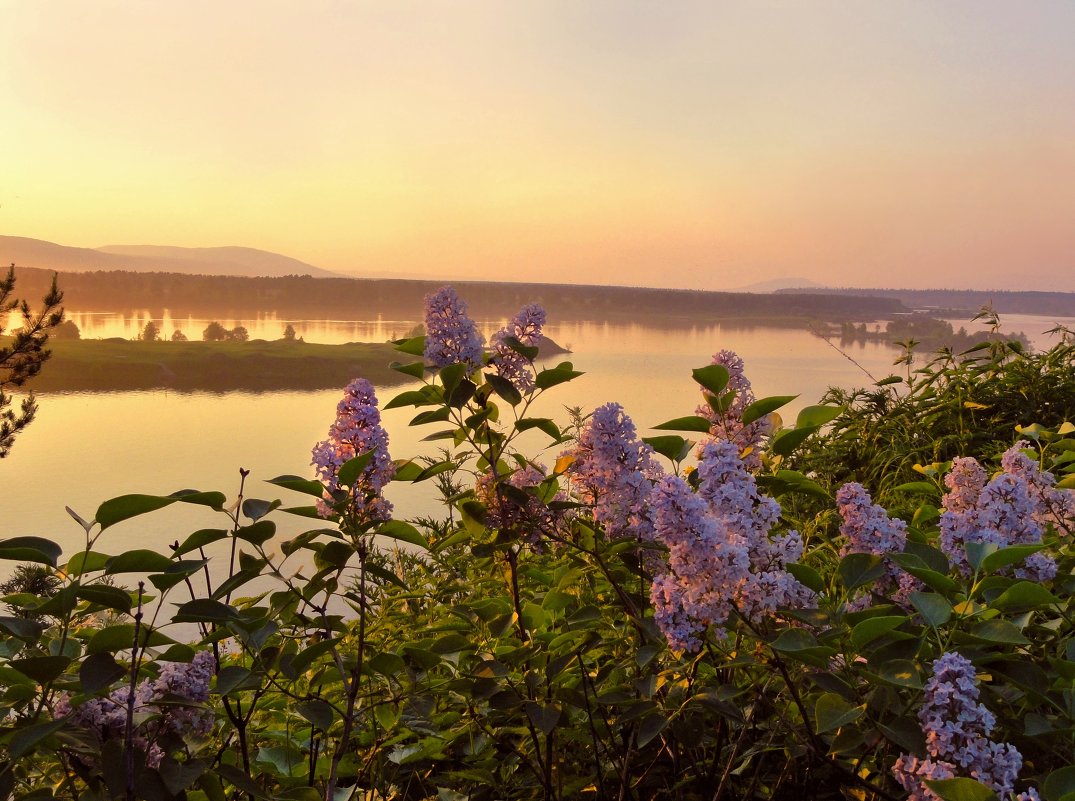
[894,651,1023,799]
[939,448,1057,581]
[491,303,546,392]
[835,482,918,607]
[423,286,485,370]
[695,350,771,470]
[311,377,395,523]
[568,402,663,541]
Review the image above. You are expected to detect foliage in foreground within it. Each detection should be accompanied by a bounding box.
[1,289,1075,801]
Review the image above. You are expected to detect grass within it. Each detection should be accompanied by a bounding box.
[28,338,410,392]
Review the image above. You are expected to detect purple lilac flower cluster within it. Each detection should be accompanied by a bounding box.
[940,444,1058,581]
[490,303,546,392]
[423,286,485,371]
[836,482,919,608]
[894,652,1025,800]
[475,461,564,549]
[1001,442,1075,534]
[649,440,814,651]
[695,350,772,471]
[567,403,664,542]
[55,651,216,768]
[311,377,395,523]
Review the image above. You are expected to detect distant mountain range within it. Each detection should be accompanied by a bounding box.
[0,236,339,278]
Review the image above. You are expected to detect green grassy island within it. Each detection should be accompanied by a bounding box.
[26,336,572,392]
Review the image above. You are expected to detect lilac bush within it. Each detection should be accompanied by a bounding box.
[490,303,546,392]
[423,285,485,370]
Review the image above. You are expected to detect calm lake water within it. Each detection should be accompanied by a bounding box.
[3,311,1072,573]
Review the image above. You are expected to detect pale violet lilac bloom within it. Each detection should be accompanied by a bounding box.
[567,402,663,542]
[311,377,395,523]
[649,440,814,651]
[940,452,1056,581]
[1001,441,1075,534]
[490,303,546,392]
[423,285,485,370]
[54,651,216,768]
[836,482,920,608]
[894,652,1023,799]
[695,350,771,470]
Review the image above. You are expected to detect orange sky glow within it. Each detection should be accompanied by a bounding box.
[2,1,1073,291]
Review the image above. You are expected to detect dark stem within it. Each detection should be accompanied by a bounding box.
[125,582,145,801]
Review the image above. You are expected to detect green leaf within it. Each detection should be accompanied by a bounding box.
[970,619,1029,645]
[390,360,427,379]
[742,395,797,426]
[369,651,406,677]
[991,581,1062,610]
[923,778,999,801]
[517,417,562,441]
[795,405,842,428]
[172,530,228,558]
[65,550,111,575]
[383,389,438,410]
[771,629,818,652]
[850,615,907,650]
[0,537,62,566]
[95,495,178,531]
[79,652,126,694]
[295,699,335,730]
[76,585,133,613]
[6,719,66,759]
[786,563,825,593]
[910,592,953,628]
[0,616,43,639]
[871,659,922,689]
[980,544,1046,574]
[172,599,238,623]
[1044,766,1075,801]
[485,372,522,406]
[636,711,669,747]
[642,435,692,462]
[691,364,730,395]
[377,521,428,549]
[242,498,280,522]
[965,541,998,572]
[216,665,257,696]
[337,450,375,488]
[87,625,174,654]
[535,364,583,390]
[814,693,864,734]
[652,415,712,433]
[392,335,426,356]
[105,550,175,575]
[839,553,886,591]
[170,490,227,510]
[235,520,277,546]
[447,378,476,408]
[410,407,451,426]
[8,655,70,684]
[893,481,940,495]
[392,461,423,482]
[770,426,817,457]
[525,702,561,736]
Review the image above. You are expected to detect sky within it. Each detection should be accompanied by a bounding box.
[2,1,1074,291]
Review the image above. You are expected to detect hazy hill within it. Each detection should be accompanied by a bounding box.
[0,236,338,278]
[733,276,824,293]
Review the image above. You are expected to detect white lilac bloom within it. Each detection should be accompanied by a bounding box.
[567,402,663,542]
[694,350,771,470]
[939,454,1056,581]
[490,303,546,392]
[894,651,1023,800]
[423,285,485,370]
[835,482,919,608]
[311,377,395,523]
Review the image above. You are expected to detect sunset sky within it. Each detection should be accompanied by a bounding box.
[2,1,1073,291]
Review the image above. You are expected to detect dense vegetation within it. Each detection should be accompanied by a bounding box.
[1,288,1073,801]
[10,266,903,322]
